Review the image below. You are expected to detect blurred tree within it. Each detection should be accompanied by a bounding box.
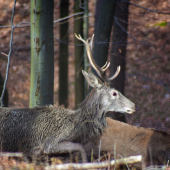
[29,0,54,107]
[59,0,69,107]
[93,0,117,69]
[107,0,129,122]
[0,73,8,107]
[74,0,84,109]
[83,0,89,97]
[92,0,129,122]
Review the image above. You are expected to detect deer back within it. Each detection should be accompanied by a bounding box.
[85,117,170,167]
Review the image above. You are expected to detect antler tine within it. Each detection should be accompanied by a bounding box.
[101,62,110,71]
[89,34,94,51]
[75,34,103,78]
[107,66,121,81]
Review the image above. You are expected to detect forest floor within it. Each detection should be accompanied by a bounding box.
[0,0,170,169]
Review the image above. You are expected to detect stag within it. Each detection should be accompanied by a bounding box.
[0,35,135,162]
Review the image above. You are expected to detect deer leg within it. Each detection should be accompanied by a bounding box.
[43,141,87,163]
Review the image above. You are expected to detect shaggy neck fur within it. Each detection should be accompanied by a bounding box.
[73,88,107,144]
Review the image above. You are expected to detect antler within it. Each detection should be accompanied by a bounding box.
[75,34,120,81]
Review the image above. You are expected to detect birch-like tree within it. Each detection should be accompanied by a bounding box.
[30,0,54,107]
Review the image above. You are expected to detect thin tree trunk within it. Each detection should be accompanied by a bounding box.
[59,0,69,107]
[83,0,89,97]
[29,0,54,107]
[74,0,84,109]
[0,73,8,107]
[107,0,129,122]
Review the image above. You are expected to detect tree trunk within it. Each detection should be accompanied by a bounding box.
[93,0,117,69]
[107,0,129,122]
[0,73,8,107]
[59,0,69,107]
[29,0,54,107]
[83,0,89,97]
[87,0,116,94]
[74,0,84,109]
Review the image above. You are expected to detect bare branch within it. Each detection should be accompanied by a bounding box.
[1,52,8,57]
[127,72,170,93]
[114,16,137,41]
[54,12,84,23]
[0,0,16,107]
[14,22,30,28]
[122,0,170,15]
[98,139,102,162]
[0,12,86,29]
[45,155,142,170]
[0,22,30,29]
[0,152,23,157]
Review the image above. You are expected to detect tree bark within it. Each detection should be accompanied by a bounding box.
[0,73,8,107]
[29,0,54,107]
[93,0,117,69]
[74,0,84,109]
[83,0,89,97]
[87,0,116,94]
[107,0,129,122]
[59,0,69,107]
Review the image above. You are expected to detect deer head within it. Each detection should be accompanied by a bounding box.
[75,34,135,114]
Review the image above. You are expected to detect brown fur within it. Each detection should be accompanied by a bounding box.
[85,117,170,167]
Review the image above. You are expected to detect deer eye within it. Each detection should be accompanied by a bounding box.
[113,92,117,96]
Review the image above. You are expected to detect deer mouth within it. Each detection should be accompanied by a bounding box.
[126,109,135,114]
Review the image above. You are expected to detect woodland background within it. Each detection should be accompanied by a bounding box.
[0,0,170,169]
[0,0,170,131]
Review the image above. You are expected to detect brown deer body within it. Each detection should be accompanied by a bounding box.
[85,117,170,167]
[0,35,135,162]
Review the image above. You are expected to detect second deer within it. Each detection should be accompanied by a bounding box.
[85,117,170,167]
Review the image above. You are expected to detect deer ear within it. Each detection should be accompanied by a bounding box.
[82,70,103,88]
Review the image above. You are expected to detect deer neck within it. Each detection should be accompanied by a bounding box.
[74,88,107,144]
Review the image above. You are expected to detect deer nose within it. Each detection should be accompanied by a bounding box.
[127,106,136,114]
[127,110,134,114]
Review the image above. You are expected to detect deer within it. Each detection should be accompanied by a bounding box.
[0,34,135,162]
[84,117,170,168]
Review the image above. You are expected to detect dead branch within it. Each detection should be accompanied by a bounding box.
[0,152,23,157]
[0,0,16,107]
[122,0,170,15]
[45,155,142,170]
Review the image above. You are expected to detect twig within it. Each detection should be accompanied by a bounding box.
[0,22,30,29]
[0,152,23,157]
[108,152,111,170]
[127,72,170,93]
[0,0,16,107]
[54,12,84,23]
[145,165,168,170]
[13,22,30,28]
[98,139,101,162]
[45,155,142,170]
[1,52,8,57]
[114,16,137,41]
[113,144,116,170]
[122,0,170,15]
[0,12,85,29]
